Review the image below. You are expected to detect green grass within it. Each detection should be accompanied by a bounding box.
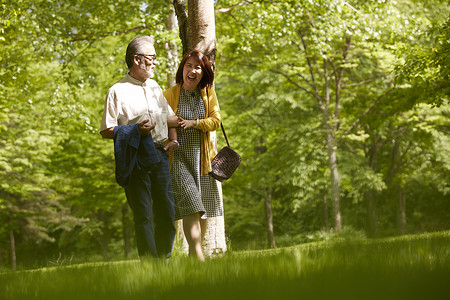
[1,231,449,300]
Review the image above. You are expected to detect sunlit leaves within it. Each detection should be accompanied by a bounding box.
[215,0,449,244]
[395,16,450,105]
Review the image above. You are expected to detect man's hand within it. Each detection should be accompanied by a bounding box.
[164,140,179,156]
[178,117,197,129]
[138,119,156,137]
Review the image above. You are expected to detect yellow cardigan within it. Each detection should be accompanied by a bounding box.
[164,84,221,176]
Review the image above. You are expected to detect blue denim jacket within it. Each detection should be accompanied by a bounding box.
[113,124,160,188]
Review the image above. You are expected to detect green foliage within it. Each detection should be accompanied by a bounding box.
[0,0,449,268]
[215,0,450,248]
[0,231,449,299]
[395,14,450,105]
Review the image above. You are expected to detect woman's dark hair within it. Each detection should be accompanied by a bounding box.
[176,50,214,89]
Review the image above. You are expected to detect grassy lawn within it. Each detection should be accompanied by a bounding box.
[1,231,449,300]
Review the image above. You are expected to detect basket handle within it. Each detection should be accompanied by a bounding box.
[220,122,230,148]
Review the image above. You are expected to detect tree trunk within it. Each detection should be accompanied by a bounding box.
[397,187,407,235]
[187,0,217,64]
[173,0,217,64]
[322,190,329,230]
[264,190,276,248]
[322,60,342,231]
[366,190,377,237]
[202,178,227,257]
[173,0,189,55]
[122,202,132,259]
[165,5,178,88]
[323,97,341,231]
[365,139,381,238]
[9,218,16,271]
[96,211,110,261]
[327,131,342,231]
[173,0,226,257]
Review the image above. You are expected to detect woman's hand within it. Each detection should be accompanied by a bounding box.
[178,116,197,129]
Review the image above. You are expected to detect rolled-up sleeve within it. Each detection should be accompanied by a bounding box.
[100,88,119,132]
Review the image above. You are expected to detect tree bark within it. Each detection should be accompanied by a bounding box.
[122,202,132,259]
[96,211,110,261]
[397,187,407,235]
[322,59,342,231]
[386,139,400,184]
[9,218,16,271]
[323,104,341,229]
[187,0,217,65]
[174,0,217,64]
[166,5,178,88]
[366,190,377,237]
[366,141,379,238]
[327,130,342,231]
[323,190,329,230]
[202,173,227,257]
[264,190,276,248]
[173,0,189,55]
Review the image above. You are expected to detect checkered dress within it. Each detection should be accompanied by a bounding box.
[171,87,223,220]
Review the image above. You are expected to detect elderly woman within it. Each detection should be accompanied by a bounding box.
[164,50,222,261]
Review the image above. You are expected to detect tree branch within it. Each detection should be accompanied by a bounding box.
[173,0,189,55]
[215,0,301,13]
[323,59,330,109]
[270,69,322,104]
[64,26,151,66]
[344,77,384,87]
[339,87,394,140]
[69,26,150,42]
[296,72,316,91]
[298,29,323,108]
[342,1,372,21]
[332,35,351,131]
[215,1,254,13]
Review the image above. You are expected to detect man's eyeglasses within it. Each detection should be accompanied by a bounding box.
[137,53,157,62]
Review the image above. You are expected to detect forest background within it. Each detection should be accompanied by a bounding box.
[0,0,449,270]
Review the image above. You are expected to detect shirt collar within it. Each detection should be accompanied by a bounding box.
[125,73,150,86]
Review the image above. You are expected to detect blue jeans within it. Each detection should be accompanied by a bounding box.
[125,148,176,259]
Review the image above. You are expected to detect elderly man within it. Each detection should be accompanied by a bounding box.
[100,36,179,259]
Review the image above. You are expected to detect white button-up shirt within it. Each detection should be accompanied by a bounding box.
[100,74,174,142]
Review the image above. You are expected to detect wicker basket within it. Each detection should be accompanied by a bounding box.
[209,122,241,182]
